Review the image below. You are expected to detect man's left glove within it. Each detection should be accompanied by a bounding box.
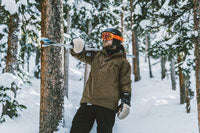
[117,91,131,120]
[71,38,84,53]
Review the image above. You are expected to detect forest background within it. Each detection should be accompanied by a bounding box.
[0,0,200,133]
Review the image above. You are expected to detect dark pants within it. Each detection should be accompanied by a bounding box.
[70,103,116,133]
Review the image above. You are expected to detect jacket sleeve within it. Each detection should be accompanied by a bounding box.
[70,49,95,65]
[119,60,132,93]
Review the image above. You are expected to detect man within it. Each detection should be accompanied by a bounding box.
[70,28,132,133]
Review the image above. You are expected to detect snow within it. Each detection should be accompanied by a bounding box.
[0,24,6,32]
[179,0,189,8]
[152,27,168,44]
[162,0,170,10]
[114,70,198,133]
[0,79,40,133]
[0,24,8,45]
[156,0,173,16]
[0,73,23,88]
[1,0,18,15]
[0,52,198,133]
[139,20,151,29]
[134,4,142,15]
[0,0,198,131]
[1,0,29,15]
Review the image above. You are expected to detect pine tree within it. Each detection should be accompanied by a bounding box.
[0,4,10,73]
[130,0,141,82]
[150,0,194,108]
[6,14,19,74]
[2,13,20,120]
[193,0,200,127]
[178,53,186,104]
[170,58,176,90]
[161,56,167,80]
[0,0,35,122]
[40,0,65,132]
[19,0,41,79]
[145,33,153,78]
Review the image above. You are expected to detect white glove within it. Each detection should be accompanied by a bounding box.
[117,91,131,120]
[72,38,84,53]
[117,103,130,119]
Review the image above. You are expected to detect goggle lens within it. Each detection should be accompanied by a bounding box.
[101,32,124,42]
[102,32,113,40]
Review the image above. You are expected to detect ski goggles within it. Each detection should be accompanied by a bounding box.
[101,32,123,42]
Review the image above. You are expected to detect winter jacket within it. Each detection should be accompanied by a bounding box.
[70,48,132,111]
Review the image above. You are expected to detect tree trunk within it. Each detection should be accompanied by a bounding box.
[145,35,148,63]
[130,0,140,81]
[120,0,124,35]
[40,0,64,132]
[161,56,166,80]
[64,49,69,98]
[193,0,200,129]
[64,13,71,98]
[178,54,185,104]
[145,33,153,78]
[185,76,190,113]
[170,58,176,90]
[132,32,140,81]
[27,54,30,72]
[4,13,19,118]
[6,14,19,74]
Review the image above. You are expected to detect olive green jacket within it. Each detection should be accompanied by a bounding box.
[71,48,132,111]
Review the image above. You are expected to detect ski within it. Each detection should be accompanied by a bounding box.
[41,37,72,48]
[41,37,135,58]
[41,37,69,45]
[126,54,135,58]
[41,37,100,51]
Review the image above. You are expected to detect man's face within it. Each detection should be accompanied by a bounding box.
[102,39,113,47]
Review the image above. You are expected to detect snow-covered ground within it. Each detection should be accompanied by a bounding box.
[0,54,199,133]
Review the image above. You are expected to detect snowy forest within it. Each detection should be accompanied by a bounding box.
[0,0,200,133]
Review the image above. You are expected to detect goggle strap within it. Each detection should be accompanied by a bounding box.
[113,35,123,42]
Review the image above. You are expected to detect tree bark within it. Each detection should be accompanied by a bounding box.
[130,0,141,81]
[185,76,190,113]
[145,35,148,63]
[120,0,124,35]
[64,13,71,98]
[132,32,140,81]
[6,14,19,74]
[193,0,200,129]
[27,53,30,72]
[4,13,19,118]
[178,54,185,104]
[40,0,64,132]
[161,56,167,80]
[170,58,176,90]
[64,49,69,98]
[145,33,153,78]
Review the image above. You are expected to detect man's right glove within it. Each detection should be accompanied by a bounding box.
[71,38,84,53]
[117,91,131,120]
